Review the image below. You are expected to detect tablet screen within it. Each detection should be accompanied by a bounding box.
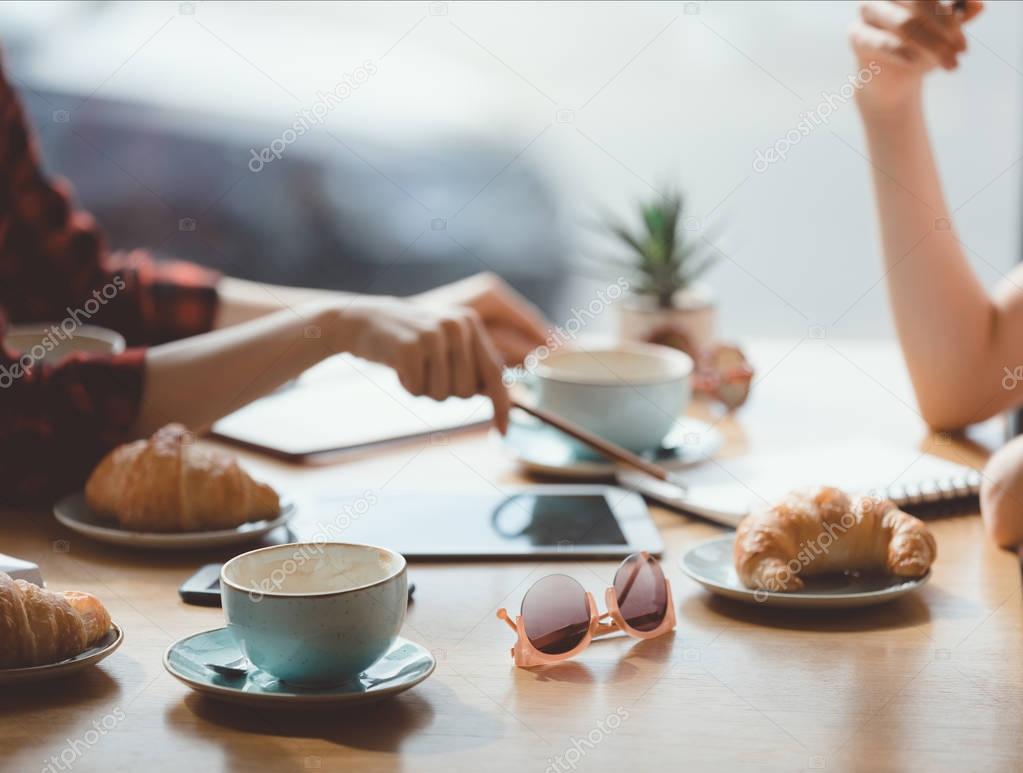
[303,491,636,558]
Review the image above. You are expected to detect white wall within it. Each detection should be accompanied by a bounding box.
[3,0,1021,338]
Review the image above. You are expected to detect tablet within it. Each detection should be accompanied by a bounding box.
[299,485,662,560]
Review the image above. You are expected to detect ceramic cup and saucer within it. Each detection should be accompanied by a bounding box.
[503,343,722,478]
[164,542,435,708]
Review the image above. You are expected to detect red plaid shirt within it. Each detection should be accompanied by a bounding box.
[0,58,220,504]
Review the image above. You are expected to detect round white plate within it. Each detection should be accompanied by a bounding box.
[54,493,295,550]
[0,624,123,684]
[680,535,931,609]
[164,627,436,708]
[501,415,723,480]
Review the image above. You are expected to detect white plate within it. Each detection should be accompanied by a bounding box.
[680,535,931,609]
[164,628,436,708]
[501,415,722,480]
[0,624,123,684]
[54,493,295,550]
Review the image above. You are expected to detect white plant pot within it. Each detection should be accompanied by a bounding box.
[617,284,717,350]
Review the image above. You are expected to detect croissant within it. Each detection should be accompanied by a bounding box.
[0,572,112,668]
[734,486,936,592]
[85,424,280,532]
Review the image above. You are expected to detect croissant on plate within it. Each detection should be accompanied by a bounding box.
[734,486,936,592]
[85,423,280,533]
[0,572,112,668]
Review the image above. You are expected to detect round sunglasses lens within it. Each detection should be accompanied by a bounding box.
[613,553,667,632]
[521,575,590,655]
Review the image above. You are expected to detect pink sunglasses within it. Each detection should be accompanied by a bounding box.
[497,551,676,667]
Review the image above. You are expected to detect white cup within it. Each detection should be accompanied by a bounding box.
[5,324,126,364]
[532,343,693,452]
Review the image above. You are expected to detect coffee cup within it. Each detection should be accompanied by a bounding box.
[5,323,126,364]
[532,342,693,452]
[220,542,407,686]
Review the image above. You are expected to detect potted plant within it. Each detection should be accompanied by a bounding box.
[593,191,718,349]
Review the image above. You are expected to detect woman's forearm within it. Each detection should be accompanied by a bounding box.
[860,94,998,429]
[213,276,354,328]
[133,287,516,438]
[134,303,336,436]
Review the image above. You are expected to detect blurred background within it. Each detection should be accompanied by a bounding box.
[0,0,1020,340]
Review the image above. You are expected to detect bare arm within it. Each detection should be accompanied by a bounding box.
[135,304,332,435]
[213,272,549,366]
[134,295,512,437]
[212,277,349,328]
[850,0,1023,429]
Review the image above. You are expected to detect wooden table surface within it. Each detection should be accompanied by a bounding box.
[2,339,1020,773]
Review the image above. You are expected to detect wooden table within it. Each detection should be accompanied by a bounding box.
[3,339,1020,773]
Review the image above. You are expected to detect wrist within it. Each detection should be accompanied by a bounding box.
[856,83,924,128]
[307,300,352,353]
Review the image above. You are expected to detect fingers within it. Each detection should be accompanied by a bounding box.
[907,1,968,50]
[487,324,542,367]
[470,275,550,348]
[445,315,478,398]
[860,1,960,68]
[466,312,511,435]
[371,296,511,432]
[395,341,427,396]
[850,20,924,67]
[483,291,550,348]
[962,0,984,22]
[423,329,450,402]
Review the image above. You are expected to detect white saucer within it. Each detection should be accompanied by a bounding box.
[501,414,722,479]
[54,493,295,550]
[0,624,123,684]
[164,627,436,708]
[680,535,931,609]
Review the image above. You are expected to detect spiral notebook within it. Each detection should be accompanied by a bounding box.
[619,443,983,528]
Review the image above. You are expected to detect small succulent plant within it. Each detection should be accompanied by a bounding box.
[593,191,718,310]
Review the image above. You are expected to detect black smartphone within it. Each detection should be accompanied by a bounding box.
[178,563,416,607]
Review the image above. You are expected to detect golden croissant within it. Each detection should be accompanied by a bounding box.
[734,486,936,592]
[0,572,112,668]
[85,423,280,532]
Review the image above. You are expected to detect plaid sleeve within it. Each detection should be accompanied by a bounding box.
[0,54,221,346]
[0,52,221,502]
[0,310,147,503]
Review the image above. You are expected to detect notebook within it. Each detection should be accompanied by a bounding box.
[618,443,983,528]
[211,355,493,460]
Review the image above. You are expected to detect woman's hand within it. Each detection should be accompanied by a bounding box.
[411,273,550,367]
[849,0,983,113]
[332,296,511,433]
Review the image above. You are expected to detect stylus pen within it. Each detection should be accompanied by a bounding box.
[510,398,677,485]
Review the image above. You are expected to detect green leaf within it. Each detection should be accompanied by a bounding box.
[609,223,647,258]
[589,187,723,299]
[643,205,665,240]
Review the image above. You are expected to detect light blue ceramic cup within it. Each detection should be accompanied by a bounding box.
[221,542,407,686]
[533,343,693,453]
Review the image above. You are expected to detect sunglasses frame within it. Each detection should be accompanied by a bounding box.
[496,552,676,668]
